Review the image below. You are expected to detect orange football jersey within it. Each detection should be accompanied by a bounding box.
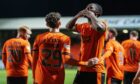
[33,32,71,84]
[122,39,140,72]
[2,38,32,77]
[105,39,124,80]
[75,22,107,73]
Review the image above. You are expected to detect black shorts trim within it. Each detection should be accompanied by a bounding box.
[7,76,28,84]
[123,71,136,84]
[73,71,105,84]
[107,77,122,84]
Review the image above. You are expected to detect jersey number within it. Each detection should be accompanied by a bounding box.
[129,48,136,62]
[8,49,22,62]
[42,49,62,67]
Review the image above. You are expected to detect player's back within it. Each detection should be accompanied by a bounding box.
[122,39,140,72]
[106,39,124,80]
[34,32,70,84]
[3,38,30,77]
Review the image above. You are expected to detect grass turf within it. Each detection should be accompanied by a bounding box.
[0,69,77,84]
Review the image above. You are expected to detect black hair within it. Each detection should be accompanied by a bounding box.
[45,12,61,28]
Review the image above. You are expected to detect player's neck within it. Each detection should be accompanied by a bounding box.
[49,28,60,33]
[110,37,116,40]
[16,34,27,40]
[130,37,137,41]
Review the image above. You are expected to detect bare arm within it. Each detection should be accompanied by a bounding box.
[62,37,89,66]
[66,16,79,31]
[64,55,88,66]
[66,10,86,31]
[2,44,7,68]
[100,50,112,62]
[99,41,113,62]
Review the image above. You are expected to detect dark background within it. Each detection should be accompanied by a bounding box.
[0,0,140,18]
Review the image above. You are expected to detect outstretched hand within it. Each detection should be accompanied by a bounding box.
[75,9,87,18]
[87,57,99,67]
[83,10,96,18]
[75,9,95,18]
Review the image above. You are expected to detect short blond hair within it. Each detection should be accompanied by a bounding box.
[18,25,32,34]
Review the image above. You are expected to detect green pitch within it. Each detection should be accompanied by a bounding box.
[0,69,77,84]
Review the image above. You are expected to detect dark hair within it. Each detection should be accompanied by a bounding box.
[109,28,118,37]
[130,30,139,37]
[86,3,103,16]
[45,12,61,28]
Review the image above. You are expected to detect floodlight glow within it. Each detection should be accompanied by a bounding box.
[72,31,79,34]
[123,29,128,33]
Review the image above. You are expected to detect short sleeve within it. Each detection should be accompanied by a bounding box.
[24,41,31,54]
[105,41,114,52]
[62,37,71,54]
[32,35,40,51]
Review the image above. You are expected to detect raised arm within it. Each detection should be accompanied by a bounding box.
[66,10,86,31]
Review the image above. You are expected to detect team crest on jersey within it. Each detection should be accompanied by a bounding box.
[64,44,70,49]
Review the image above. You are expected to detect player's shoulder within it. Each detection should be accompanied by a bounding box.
[107,39,114,45]
[122,39,130,44]
[4,38,17,44]
[57,32,70,41]
[59,32,70,39]
[35,32,50,41]
[135,40,140,45]
[37,32,49,37]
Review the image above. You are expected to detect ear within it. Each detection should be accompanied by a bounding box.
[46,23,48,27]
[58,21,61,26]
[57,21,61,28]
